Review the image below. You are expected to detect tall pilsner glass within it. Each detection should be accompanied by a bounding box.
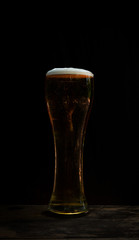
[45,68,94,215]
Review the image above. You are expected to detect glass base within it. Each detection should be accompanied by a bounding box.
[48,202,88,215]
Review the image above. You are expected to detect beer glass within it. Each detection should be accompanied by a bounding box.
[45,68,94,215]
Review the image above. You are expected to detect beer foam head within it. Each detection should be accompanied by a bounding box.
[46,68,94,77]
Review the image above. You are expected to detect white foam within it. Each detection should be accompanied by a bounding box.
[46,68,94,77]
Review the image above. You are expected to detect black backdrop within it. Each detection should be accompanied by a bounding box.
[1,13,139,205]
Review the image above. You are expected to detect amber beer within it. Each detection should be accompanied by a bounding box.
[45,68,94,215]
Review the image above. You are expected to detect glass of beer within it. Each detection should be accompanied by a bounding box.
[45,68,94,215]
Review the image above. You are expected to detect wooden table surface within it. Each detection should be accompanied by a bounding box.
[0,205,139,239]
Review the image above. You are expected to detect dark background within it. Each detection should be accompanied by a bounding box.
[1,10,139,205]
